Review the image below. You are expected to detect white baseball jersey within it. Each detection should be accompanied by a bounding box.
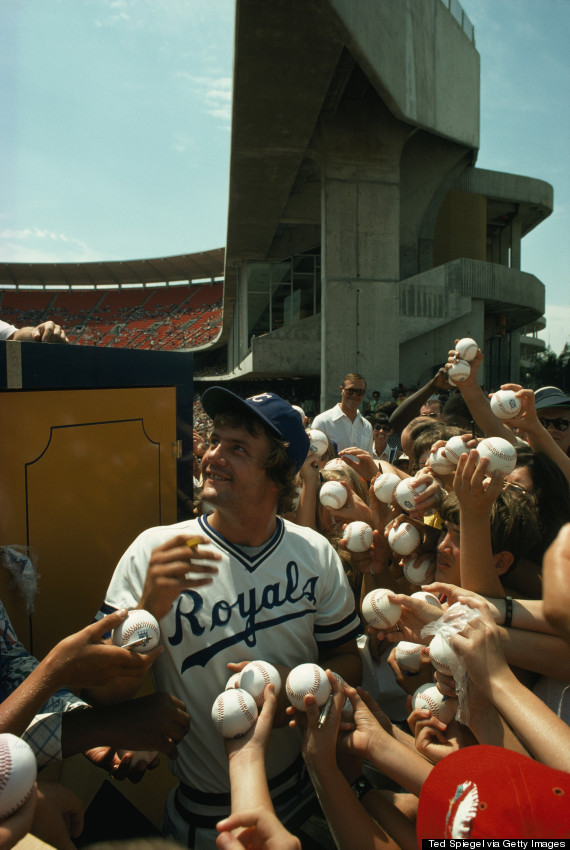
[98,513,361,833]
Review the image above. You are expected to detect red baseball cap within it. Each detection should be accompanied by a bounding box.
[417,745,570,840]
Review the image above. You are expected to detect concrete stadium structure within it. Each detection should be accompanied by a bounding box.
[1,0,552,407]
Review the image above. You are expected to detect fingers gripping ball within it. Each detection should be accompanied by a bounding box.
[373,472,400,503]
[343,521,373,552]
[211,688,258,738]
[394,641,424,674]
[411,684,455,723]
[447,359,471,385]
[111,609,160,653]
[319,481,347,510]
[476,436,517,474]
[117,749,158,768]
[239,660,282,707]
[427,448,456,476]
[286,663,331,711]
[388,522,421,556]
[362,588,402,630]
[490,390,522,420]
[395,478,427,512]
[455,338,478,362]
[444,436,470,466]
[428,632,459,676]
[225,672,241,690]
[307,429,329,458]
[402,554,435,586]
[0,733,37,819]
[410,590,443,610]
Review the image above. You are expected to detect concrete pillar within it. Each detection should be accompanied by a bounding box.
[313,93,413,408]
[510,217,522,270]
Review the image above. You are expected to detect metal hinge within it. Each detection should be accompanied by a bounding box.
[172,440,183,458]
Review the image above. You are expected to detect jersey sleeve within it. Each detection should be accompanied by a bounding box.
[312,540,362,649]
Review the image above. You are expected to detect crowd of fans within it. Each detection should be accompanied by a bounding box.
[2,327,570,849]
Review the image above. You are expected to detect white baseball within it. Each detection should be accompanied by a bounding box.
[211,688,258,738]
[111,609,160,653]
[402,554,435,586]
[428,633,459,676]
[307,429,329,457]
[395,478,426,512]
[319,480,347,510]
[225,672,241,690]
[447,359,471,385]
[361,588,402,629]
[387,522,421,556]
[411,590,443,609]
[0,734,37,819]
[412,684,456,723]
[394,641,424,674]
[343,521,373,552]
[476,436,517,474]
[490,390,522,420]
[286,663,331,711]
[117,749,158,768]
[455,337,478,362]
[444,435,470,466]
[239,660,282,707]
[427,447,456,476]
[373,472,400,503]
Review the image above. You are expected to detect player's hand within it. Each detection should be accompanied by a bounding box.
[44,610,161,690]
[139,534,221,620]
[216,808,301,850]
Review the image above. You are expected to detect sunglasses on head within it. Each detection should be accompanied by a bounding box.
[538,416,570,432]
[343,387,365,396]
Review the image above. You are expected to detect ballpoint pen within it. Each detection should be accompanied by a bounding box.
[318,692,333,728]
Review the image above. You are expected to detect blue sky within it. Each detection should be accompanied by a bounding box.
[1,0,568,354]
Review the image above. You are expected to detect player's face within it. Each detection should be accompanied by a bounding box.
[537,407,570,455]
[201,423,278,510]
[435,521,461,586]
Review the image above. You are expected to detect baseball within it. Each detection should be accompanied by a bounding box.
[411,590,443,609]
[111,609,160,653]
[117,749,158,769]
[286,663,331,711]
[307,429,329,457]
[395,478,426,512]
[319,480,347,510]
[387,522,421,556]
[428,633,459,676]
[343,521,373,553]
[239,660,282,707]
[455,337,478,362]
[490,390,522,420]
[402,554,435,586]
[361,588,402,630]
[373,472,400,503]
[0,733,37,819]
[447,358,471,385]
[444,435,470,466]
[411,684,456,723]
[211,688,258,738]
[476,436,517,474]
[427,447,456,476]
[225,672,241,690]
[394,641,424,674]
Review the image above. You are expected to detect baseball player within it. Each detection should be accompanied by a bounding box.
[88,388,362,849]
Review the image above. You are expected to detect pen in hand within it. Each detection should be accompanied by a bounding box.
[318,692,334,728]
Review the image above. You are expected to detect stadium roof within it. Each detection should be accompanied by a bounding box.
[0,248,225,289]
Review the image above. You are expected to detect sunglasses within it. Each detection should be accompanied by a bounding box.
[538,417,570,432]
[373,425,390,432]
[342,387,365,396]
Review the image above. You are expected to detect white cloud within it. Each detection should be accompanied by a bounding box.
[175,73,232,126]
[0,228,97,263]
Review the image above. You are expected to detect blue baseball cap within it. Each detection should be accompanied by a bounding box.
[201,387,310,473]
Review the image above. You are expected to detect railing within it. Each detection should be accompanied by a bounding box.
[439,0,475,44]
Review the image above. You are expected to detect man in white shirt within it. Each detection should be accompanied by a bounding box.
[311,372,374,455]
